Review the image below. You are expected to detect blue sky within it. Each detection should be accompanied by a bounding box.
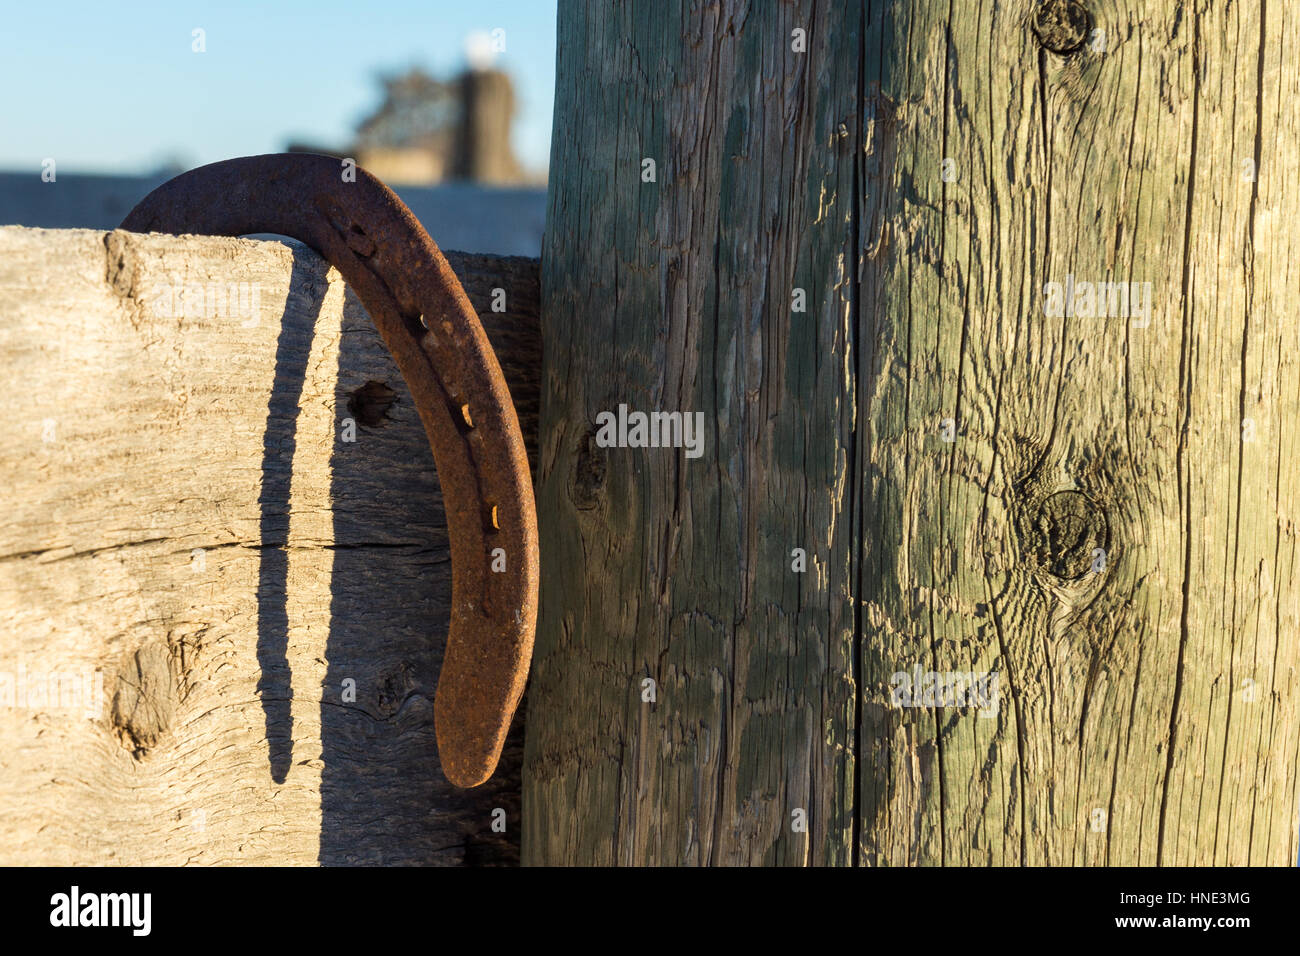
[0,0,557,175]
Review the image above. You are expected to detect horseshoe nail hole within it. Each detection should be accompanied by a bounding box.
[347,380,397,428]
[345,224,376,257]
[485,503,500,532]
[460,403,474,429]
[402,313,430,339]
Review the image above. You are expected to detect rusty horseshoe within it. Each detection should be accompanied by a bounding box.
[120,154,538,789]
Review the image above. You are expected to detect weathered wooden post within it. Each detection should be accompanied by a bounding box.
[524,0,1300,865]
[0,227,539,864]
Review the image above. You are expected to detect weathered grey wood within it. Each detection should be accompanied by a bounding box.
[526,0,1300,866]
[527,0,860,866]
[0,226,539,865]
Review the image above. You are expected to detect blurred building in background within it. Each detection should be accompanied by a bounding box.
[289,67,534,186]
[1,59,546,255]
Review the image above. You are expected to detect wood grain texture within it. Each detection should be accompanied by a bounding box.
[0,226,539,866]
[526,0,1299,865]
[527,0,860,866]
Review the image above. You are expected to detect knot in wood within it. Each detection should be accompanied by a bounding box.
[1032,0,1090,55]
[1031,490,1108,580]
